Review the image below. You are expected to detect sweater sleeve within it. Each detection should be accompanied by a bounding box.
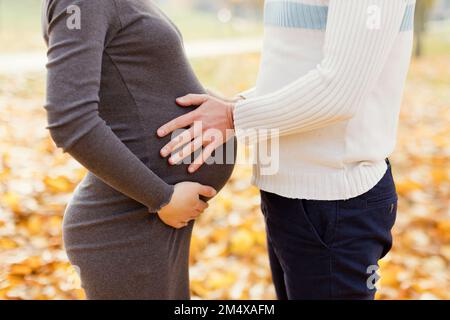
[238,87,256,99]
[234,0,407,142]
[43,0,174,212]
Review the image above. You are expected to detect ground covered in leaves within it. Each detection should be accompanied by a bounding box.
[0,53,448,300]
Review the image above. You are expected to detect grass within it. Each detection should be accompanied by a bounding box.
[0,0,41,31]
[0,0,44,52]
[1,0,448,58]
[163,5,263,41]
[191,53,261,96]
[422,22,450,56]
[0,0,263,53]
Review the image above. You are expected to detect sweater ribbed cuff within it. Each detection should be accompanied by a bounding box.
[234,99,256,144]
[238,87,256,100]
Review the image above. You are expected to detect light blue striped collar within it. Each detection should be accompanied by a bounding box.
[264,1,415,32]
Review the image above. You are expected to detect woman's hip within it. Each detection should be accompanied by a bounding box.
[63,204,194,299]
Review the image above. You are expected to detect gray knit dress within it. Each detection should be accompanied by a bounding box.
[42,0,235,299]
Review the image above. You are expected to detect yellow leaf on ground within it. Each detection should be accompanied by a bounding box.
[44,176,73,193]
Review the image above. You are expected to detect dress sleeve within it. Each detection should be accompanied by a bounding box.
[43,0,174,212]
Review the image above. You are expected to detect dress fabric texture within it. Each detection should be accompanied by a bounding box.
[42,0,234,299]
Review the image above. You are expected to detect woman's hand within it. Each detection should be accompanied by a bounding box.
[157,182,217,229]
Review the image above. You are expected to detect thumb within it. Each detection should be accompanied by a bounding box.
[176,94,209,107]
[196,184,217,198]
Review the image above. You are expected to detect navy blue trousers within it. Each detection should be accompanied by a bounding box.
[260,162,398,300]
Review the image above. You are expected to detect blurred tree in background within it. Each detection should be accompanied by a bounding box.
[415,0,437,57]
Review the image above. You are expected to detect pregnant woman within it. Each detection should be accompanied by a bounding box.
[42,0,235,299]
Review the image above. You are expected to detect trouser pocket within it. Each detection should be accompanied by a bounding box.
[300,199,338,250]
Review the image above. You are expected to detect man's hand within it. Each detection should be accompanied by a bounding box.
[157,94,236,173]
[158,182,216,229]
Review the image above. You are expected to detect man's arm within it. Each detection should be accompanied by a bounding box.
[238,87,256,100]
[234,0,407,140]
[157,0,407,172]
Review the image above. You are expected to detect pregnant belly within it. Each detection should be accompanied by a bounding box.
[67,138,235,220]
[150,141,236,194]
[146,128,236,194]
[94,94,236,205]
[137,94,236,193]
[68,142,235,216]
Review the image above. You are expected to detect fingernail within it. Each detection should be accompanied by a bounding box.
[158,129,165,136]
[161,148,168,157]
[177,98,185,103]
[169,157,177,165]
[188,166,194,173]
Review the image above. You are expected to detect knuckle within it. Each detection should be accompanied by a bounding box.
[167,141,177,150]
[187,113,196,122]
[192,111,200,121]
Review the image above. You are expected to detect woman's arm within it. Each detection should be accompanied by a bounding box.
[234,0,407,140]
[44,0,174,212]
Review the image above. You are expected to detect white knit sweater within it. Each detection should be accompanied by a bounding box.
[234,0,415,200]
